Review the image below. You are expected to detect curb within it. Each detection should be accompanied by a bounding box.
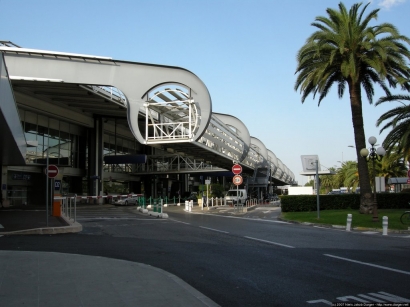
[0,222,83,235]
[278,217,410,234]
[148,211,169,218]
[137,207,168,218]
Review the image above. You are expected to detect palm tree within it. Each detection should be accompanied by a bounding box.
[320,167,338,193]
[294,2,410,214]
[376,95,410,164]
[375,148,408,189]
[340,161,360,192]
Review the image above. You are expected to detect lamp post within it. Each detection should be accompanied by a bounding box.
[360,136,386,222]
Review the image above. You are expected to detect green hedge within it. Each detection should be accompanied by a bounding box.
[280,193,410,212]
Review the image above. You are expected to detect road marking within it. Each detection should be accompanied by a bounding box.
[307,291,410,305]
[324,254,410,275]
[188,213,290,224]
[199,226,229,234]
[362,231,379,234]
[169,219,191,225]
[77,217,163,221]
[244,236,295,248]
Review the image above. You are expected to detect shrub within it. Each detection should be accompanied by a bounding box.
[281,193,410,212]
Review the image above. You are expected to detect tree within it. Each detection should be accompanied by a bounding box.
[375,148,408,189]
[319,167,338,193]
[294,2,410,214]
[304,179,314,187]
[343,161,360,192]
[376,95,410,164]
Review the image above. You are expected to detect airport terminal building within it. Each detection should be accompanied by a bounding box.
[0,41,295,207]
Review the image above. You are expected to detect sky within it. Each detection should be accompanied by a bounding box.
[2,0,410,185]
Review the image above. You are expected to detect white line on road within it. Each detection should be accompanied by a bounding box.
[324,254,410,275]
[169,219,191,225]
[188,212,290,224]
[76,218,164,221]
[244,236,295,248]
[199,226,229,234]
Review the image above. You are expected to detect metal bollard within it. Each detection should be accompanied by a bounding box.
[189,200,192,212]
[382,216,388,236]
[346,214,352,231]
[185,201,188,211]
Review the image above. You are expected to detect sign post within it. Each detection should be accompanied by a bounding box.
[233,175,243,209]
[232,164,242,175]
[232,164,243,210]
[205,179,211,209]
[46,165,59,178]
[232,175,243,186]
[45,165,59,219]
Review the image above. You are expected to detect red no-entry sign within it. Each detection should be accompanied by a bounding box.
[46,165,59,178]
[232,164,242,175]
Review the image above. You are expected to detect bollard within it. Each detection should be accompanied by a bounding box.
[346,214,352,231]
[185,201,188,211]
[189,200,192,212]
[382,216,388,236]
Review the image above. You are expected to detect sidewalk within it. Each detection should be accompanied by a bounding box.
[0,205,82,235]
[0,250,219,307]
[0,205,219,307]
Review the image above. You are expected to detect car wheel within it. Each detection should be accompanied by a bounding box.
[125,201,128,206]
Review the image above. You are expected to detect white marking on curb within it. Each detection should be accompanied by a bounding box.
[324,254,410,275]
[244,236,295,248]
[199,226,229,234]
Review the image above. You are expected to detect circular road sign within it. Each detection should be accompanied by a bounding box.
[232,164,242,175]
[233,175,243,186]
[46,165,59,178]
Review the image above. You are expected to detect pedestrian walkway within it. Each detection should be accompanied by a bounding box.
[0,205,219,306]
[183,202,281,219]
[0,205,82,235]
[0,250,219,307]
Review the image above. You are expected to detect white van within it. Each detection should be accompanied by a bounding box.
[225,189,248,205]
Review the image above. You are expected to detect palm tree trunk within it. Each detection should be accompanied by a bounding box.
[349,81,373,213]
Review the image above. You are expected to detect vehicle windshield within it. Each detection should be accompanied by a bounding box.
[226,191,238,196]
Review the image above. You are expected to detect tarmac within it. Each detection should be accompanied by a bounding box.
[0,204,219,307]
[1,201,409,306]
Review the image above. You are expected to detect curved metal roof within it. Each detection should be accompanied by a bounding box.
[1,44,296,185]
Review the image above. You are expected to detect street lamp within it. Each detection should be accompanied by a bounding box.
[360,136,386,222]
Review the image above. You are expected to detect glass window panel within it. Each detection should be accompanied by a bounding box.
[24,111,37,125]
[49,118,59,130]
[38,115,48,128]
[60,121,69,134]
[60,131,70,142]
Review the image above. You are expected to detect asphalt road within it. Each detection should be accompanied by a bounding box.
[1,205,409,306]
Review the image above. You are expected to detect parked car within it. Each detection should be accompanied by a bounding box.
[115,195,139,206]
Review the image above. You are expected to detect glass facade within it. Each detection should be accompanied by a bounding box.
[103,132,140,173]
[20,109,86,168]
